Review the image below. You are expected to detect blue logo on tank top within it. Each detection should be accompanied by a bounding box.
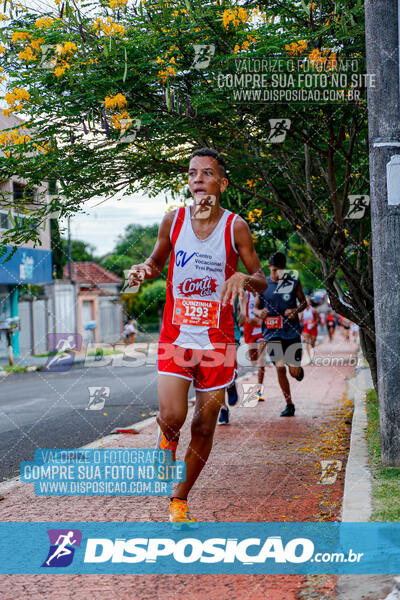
[175,250,197,267]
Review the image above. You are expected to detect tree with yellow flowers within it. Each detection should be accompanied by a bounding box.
[0,0,375,384]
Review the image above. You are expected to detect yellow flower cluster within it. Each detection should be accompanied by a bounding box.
[246,179,257,189]
[12,31,31,43]
[19,46,36,61]
[0,128,31,146]
[0,44,5,55]
[0,13,7,20]
[35,17,54,28]
[93,17,125,38]
[111,110,132,131]
[3,88,31,116]
[309,1,316,10]
[308,48,337,70]
[223,7,248,29]
[285,39,307,56]
[61,41,78,55]
[105,93,127,110]
[18,37,45,62]
[31,38,44,51]
[109,0,128,7]
[34,142,49,153]
[247,208,262,223]
[172,8,188,16]
[234,40,250,54]
[157,65,176,84]
[54,63,70,78]
[156,45,179,83]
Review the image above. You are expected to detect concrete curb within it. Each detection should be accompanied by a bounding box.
[383,576,400,600]
[337,357,400,600]
[341,365,373,522]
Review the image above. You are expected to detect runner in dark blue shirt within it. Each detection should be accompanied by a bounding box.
[253,252,307,417]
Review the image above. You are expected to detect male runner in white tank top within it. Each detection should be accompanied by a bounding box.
[128,148,267,527]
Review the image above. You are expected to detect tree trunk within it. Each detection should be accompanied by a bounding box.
[359,326,377,391]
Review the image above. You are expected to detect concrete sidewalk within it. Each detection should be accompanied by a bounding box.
[0,336,359,599]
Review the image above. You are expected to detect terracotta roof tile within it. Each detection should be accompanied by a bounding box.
[63,262,123,285]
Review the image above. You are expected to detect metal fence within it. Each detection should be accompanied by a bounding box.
[99,301,123,344]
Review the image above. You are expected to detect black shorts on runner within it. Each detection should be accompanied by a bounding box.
[266,336,303,367]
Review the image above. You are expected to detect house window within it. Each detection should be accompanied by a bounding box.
[0,212,9,230]
[13,182,34,202]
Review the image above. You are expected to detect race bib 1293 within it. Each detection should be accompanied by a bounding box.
[173,298,220,328]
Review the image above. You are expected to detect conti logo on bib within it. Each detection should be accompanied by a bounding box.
[178,276,217,297]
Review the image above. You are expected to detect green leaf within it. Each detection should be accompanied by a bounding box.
[123,48,128,83]
[300,0,308,13]
[165,87,171,111]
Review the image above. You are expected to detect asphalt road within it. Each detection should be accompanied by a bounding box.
[0,363,163,482]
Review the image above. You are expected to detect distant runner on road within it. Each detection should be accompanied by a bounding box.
[301,297,320,364]
[253,252,307,417]
[217,298,241,426]
[128,148,267,527]
[326,309,337,342]
[241,290,266,401]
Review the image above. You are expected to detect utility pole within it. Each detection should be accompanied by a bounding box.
[67,215,72,282]
[365,0,400,465]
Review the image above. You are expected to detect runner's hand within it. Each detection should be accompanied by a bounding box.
[284,308,297,320]
[220,272,247,306]
[128,263,152,287]
[256,308,269,320]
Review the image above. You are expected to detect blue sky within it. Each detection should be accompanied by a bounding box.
[60,192,178,256]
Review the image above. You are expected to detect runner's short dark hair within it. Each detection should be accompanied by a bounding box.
[269,252,287,268]
[190,148,227,178]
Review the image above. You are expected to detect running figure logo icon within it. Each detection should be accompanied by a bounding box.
[86,386,110,410]
[191,44,215,70]
[192,194,216,220]
[42,529,82,568]
[274,270,298,295]
[44,334,82,372]
[345,195,370,219]
[240,383,264,407]
[267,119,291,143]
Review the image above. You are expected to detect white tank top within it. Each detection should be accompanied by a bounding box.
[160,206,239,349]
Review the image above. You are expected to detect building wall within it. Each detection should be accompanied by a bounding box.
[0,114,52,360]
[0,113,51,250]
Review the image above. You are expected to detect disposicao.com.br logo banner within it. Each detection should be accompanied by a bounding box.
[1,523,400,574]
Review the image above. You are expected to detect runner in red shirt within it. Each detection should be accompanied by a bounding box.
[326,310,336,342]
[240,291,266,400]
[128,148,267,527]
[301,297,320,364]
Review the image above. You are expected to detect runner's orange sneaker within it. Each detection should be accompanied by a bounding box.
[169,498,198,529]
[257,390,265,402]
[154,426,178,480]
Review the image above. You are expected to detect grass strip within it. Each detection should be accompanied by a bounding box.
[366,389,400,521]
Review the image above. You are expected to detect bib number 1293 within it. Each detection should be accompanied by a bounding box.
[173,298,220,328]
